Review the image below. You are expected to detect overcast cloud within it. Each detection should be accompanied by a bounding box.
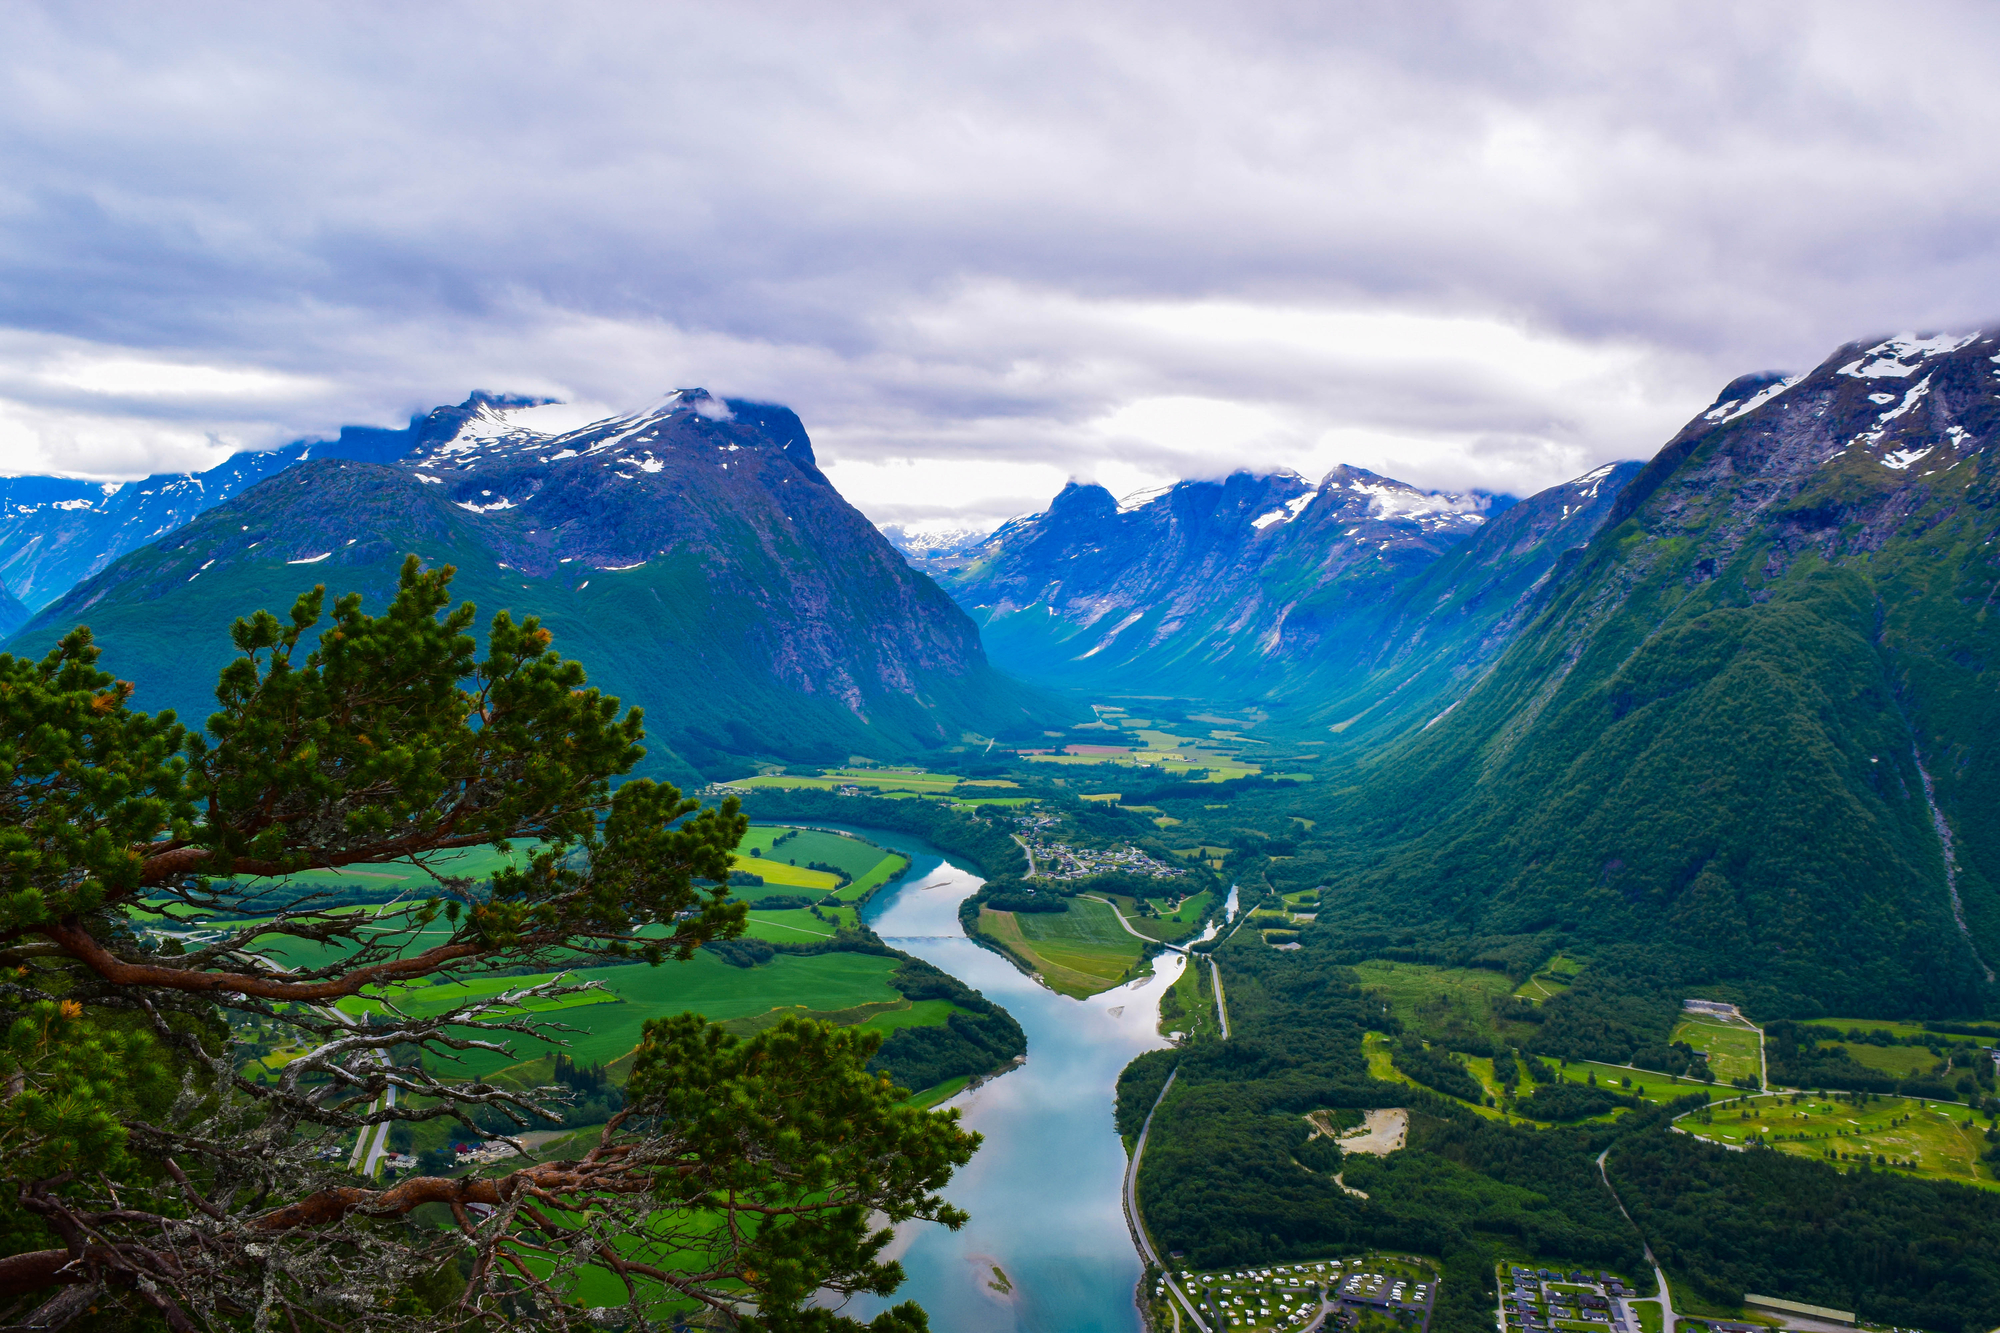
[3,0,1999,529]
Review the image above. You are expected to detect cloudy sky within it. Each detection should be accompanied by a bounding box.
[4,2,2000,531]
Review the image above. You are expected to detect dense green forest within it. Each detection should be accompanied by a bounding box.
[1608,1133,2000,1329]
[866,958,1026,1092]
[1127,911,2000,1333]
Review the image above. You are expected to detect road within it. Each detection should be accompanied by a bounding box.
[1595,1147,1676,1333]
[1125,1067,1212,1333]
[1011,832,1037,878]
[356,1079,398,1175]
[1210,958,1230,1038]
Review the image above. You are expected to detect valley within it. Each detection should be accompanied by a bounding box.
[10,329,2000,1333]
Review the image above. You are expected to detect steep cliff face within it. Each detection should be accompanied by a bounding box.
[11,391,1062,779]
[1327,332,2000,1015]
[946,466,1502,694]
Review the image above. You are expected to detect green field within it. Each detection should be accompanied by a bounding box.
[978,899,1146,998]
[1359,1031,1505,1121]
[1142,888,1212,940]
[1679,1093,1998,1189]
[416,952,908,1079]
[1352,959,1520,1049]
[858,998,957,1036]
[842,851,911,900]
[1360,1031,1673,1124]
[1800,1017,1936,1040]
[727,767,1009,799]
[733,824,912,902]
[1671,1016,1763,1084]
[731,855,841,890]
[1833,1042,1941,1078]
[1546,1059,1682,1104]
[739,906,857,941]
[1094,890,1210,943]
[1025,752,1260,781]
[739,825,897,878]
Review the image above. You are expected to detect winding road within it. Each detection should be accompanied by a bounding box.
[1595,1147,1677,1333]
[1079,894,1190,955]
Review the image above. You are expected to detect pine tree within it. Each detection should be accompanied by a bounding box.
[0,557,973,1331]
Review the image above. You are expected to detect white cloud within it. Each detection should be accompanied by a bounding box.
[0,1,1997,526]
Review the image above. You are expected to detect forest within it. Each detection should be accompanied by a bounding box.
[1608,1133,2000,1329]
[1128,900,2000,1333]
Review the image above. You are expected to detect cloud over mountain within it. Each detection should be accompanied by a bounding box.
[4,2,2000,526]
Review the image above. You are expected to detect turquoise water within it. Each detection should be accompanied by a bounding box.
[824,825,1183,1333]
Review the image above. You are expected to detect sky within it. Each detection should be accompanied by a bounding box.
[4,2,2000,533]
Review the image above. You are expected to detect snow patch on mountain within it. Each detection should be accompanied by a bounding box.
[1704,373,1805,422]
[1116,484,1173,514]
[1838,332,1981,379]
[1877,376,1931,424]
[1251,491,1317,529]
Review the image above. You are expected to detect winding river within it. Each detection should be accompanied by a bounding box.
[812,825,1185,1333]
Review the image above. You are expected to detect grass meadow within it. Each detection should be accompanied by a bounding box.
[978,898,1146,998]
[1680,1092,1998,1189]
[1669,1015,1763,1084]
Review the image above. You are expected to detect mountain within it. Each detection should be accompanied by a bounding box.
[879,525,990,579]
[936,464,1608,700]
[1299,459,1644,738]
[0,420,431,611]
[1308,331,2000,1016]
[7,391,1064,781]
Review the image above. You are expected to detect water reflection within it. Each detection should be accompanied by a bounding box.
[821,825,1176,1333]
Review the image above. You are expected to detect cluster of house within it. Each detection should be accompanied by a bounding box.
[1502,1267,1631,1333]
[452,1139,524,1165]
[1021,837,1186,880]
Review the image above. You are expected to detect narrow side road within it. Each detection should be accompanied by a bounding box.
[1081,894,1188,954]
[1596,1147,1676,1333]
[1011,832,1038,878]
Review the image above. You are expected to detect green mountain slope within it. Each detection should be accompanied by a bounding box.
[7,395,1065,781]
[1319,336,2000,1016]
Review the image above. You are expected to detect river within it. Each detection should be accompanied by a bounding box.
[813,824,1185,1333]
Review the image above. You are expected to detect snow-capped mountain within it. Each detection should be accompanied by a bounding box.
[936,464,1541,695]
[9,390,1066,776]
[879,525,992,577]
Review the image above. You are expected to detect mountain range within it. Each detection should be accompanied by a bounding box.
[908,331,1999,1014]
[932,461,1641,738]
[5,391,1060,782]
[4,328,1996,1012]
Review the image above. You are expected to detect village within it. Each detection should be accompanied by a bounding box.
[1014,814,1188,880]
